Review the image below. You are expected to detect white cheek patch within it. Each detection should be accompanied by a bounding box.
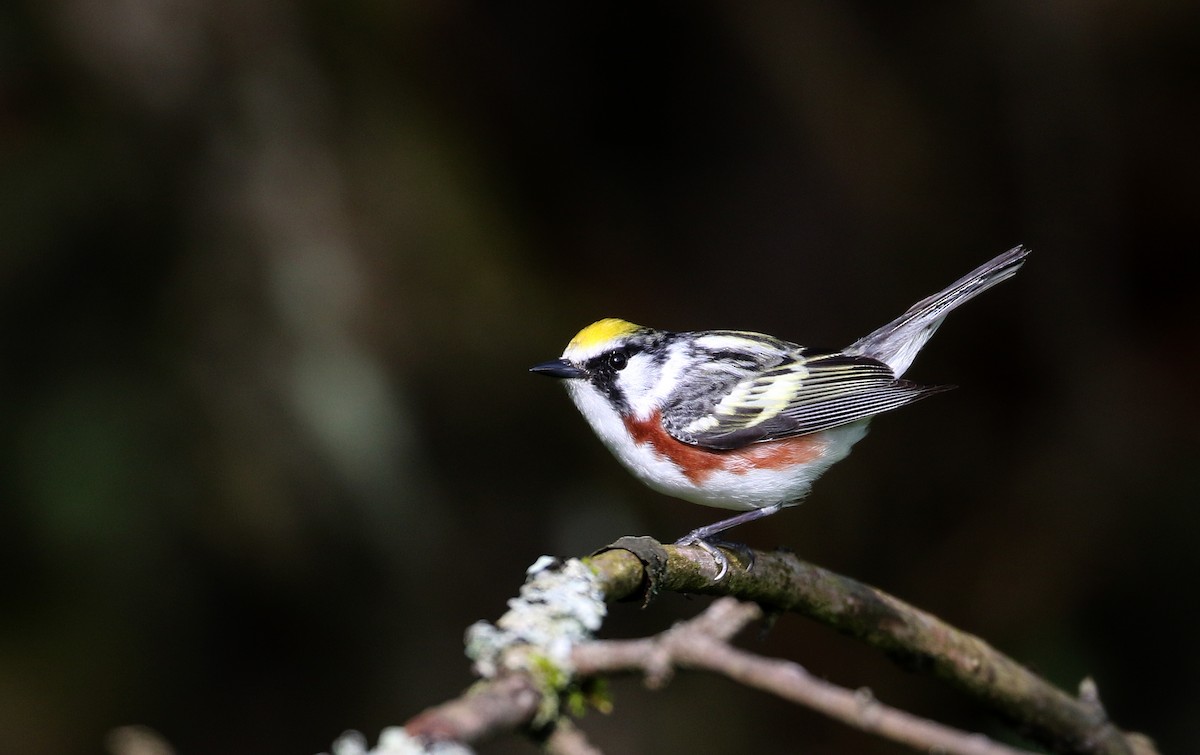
[616,351,681,419]
[616,357,652,405]
[644,348,688,408]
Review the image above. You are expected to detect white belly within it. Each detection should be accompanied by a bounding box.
[612,420,870,512]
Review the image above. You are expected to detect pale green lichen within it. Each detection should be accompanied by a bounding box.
[463,556,608,725]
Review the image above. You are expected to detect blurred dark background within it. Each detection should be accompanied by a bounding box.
[1,2,1197,753]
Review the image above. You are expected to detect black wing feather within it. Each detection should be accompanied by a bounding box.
[662,350,949,451]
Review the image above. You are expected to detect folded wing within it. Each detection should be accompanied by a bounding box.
[662,350,949,450]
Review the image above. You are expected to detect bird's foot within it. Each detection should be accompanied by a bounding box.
[674,533,755,581]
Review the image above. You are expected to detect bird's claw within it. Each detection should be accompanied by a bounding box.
[674,534,755,581]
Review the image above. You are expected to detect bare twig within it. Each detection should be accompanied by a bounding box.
[572,598,1035,755]
[406,673,542,745]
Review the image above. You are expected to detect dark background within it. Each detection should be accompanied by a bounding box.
[2,2,1197,753]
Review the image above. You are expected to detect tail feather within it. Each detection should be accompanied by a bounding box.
[845,246,1030,377]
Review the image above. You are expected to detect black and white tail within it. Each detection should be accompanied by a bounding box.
[845,246,1030,377]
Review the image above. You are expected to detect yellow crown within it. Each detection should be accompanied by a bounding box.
[568,318,641,351]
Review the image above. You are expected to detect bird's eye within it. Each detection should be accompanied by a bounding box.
[607,350,629,371]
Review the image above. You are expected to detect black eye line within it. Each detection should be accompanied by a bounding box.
[586,346,633,376]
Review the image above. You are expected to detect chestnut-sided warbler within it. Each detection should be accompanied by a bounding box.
[532,246,1029,578]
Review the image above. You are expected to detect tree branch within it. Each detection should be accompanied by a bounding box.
[585,541,1155,755]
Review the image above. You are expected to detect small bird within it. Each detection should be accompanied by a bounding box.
[531,246,1029,578]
